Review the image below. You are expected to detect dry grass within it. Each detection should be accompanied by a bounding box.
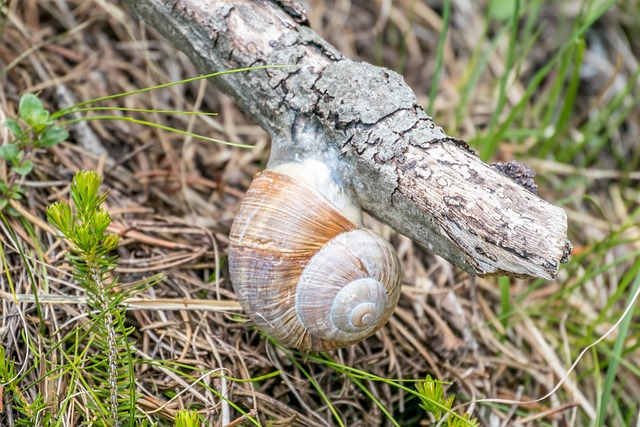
[1,0,639,426]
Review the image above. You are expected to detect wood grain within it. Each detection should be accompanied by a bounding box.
[122,0,570,279]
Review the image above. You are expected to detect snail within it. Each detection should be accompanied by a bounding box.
[228,159,402,351]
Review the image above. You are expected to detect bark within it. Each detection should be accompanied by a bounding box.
[122,0,571,279]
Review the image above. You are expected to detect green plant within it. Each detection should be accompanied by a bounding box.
[1,93,68,214]
[1,66,277,214]
[50,66,279,149]
[278,347,480,427]
[46,170,146,426]
[0,66,277,425]
[415,375,479,427]
[174,409,200,427]
[0,344,52,426]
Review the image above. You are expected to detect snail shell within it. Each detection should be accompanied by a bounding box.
[228,169,402,351]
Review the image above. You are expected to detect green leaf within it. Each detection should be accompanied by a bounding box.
[488,0,517,21]
[13,185,25,194]
[174,409,200,427]
[19,93,51,127]
[5,206,20,216]
[46,201,73,237]
[92,209,112,236]
[13,161,33,176]
[38,125,69,147]
[3,119,25,140]
[0,143,20,162]
[416,377,448,418]
[0,198,8,210]
[102,234,120,253]
[75,224,94,251]
[71,171,102,216]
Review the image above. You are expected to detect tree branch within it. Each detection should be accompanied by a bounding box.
[122,0,570,279]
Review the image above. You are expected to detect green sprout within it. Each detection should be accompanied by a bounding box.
[174,409,201,427]
[1,94,68,213]
[47,170,141,426]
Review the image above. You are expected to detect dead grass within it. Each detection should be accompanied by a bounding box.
[1,0,639,426]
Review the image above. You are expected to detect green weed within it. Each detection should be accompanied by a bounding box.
[1,94,68,214]
[47,170,148,426]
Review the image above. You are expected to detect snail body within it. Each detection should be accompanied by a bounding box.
[228,163,402,351]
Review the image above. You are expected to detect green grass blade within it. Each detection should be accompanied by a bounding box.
[498,276,511,332]
[288,355,345,427]
[350,376,401,427]
[0,213,45,334]
[479,0,520,160]
[58,115,254,148]
[51,65,293,119]
[478,0,616,159]
[537,38,578,156]
[552,37,585,138]
[596,271,640,426]
[312,353,476,425]
[427,0,451,117]
[58,107,218,117]
[454,25,503,129]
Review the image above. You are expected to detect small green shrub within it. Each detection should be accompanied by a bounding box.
[1,93,68,214]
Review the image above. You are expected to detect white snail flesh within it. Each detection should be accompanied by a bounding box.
[228,168,402,351]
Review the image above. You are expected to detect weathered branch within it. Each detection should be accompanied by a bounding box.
[122,0,570,279]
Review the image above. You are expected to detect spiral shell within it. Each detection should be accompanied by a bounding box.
[228,169,402,351]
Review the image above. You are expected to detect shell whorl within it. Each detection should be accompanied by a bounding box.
[228,169,402,351]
